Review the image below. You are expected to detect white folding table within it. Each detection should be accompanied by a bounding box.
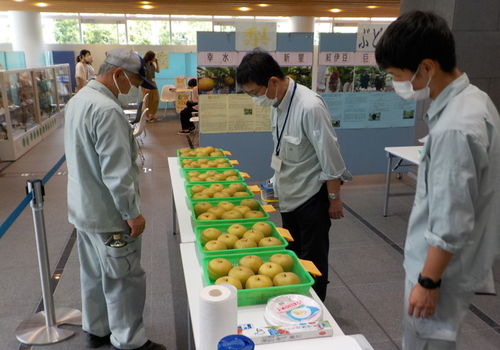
[383,146,422,217]
[169,157,369,349]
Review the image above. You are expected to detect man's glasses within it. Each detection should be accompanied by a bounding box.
[244,85,266,97]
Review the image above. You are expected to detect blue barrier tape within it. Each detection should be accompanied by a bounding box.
[0,154,66,240]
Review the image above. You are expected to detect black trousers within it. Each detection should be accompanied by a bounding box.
[180,106,195,130]
[281,183,331,301]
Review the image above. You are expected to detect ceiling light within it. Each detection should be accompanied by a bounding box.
[35,2,49,6]
[238,7,251,11]
[367,6,379,9]
[257,3,270,6]
[139,1,152,3]
[330,9,342,13]
[141,5,153,9]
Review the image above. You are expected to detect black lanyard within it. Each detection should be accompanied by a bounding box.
[275,81,297,156]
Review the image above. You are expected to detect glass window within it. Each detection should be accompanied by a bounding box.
[127,20,153,45]
[214,23,235,32]
[43,18,80,44]
[158,21,171,45]
[171,20,212,45]
[82,22,126,44]
[0,12,10,43]
[314,21,332,45]
[333,26,358,33]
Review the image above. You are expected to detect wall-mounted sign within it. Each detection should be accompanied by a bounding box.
[235,22,277,52]
[356,23,390,52]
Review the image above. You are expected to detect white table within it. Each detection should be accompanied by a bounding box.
[169,156,366,349]
[180,243,363,350]
[168,157,197,242]
[383,146,422,216]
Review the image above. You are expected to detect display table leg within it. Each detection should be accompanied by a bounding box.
[383,153,393,217]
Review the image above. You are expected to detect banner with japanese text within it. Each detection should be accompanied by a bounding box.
[235,22,277,52]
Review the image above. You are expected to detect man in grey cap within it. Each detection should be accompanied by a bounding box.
[64,49,165,350]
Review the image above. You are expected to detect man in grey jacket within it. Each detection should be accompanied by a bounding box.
[64,48,165,350]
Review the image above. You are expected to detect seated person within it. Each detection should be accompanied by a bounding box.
[178,78,198,135]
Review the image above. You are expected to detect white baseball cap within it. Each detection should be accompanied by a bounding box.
[104,48,156,89]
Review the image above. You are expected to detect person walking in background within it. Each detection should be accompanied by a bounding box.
[64,48,165,350]
[178,78,198,134]
[237,50,353,301]
[376,11,500,349]
[142,50,161,122]
[75,49,93,93]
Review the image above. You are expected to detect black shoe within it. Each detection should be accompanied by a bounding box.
[178,130,190,135]
[188,126,195,131]
[86,332,111,348]
[111,340,166,350]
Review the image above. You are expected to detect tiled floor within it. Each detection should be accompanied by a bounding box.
[0,111,499,350]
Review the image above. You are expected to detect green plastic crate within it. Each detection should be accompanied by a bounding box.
[202,250,314,306]
[186,182,254,202]
[195,220,288,255]
[183,168,246,184]
[191,198,269,225]
[177,148,226,158]
[178,156,234,171]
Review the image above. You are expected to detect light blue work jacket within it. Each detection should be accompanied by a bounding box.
[404,74,500,293]
[64,80,141,233]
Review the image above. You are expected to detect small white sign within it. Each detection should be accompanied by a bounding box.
[354,52,377,66]
[198,52,238,66]
[318,52,355,66]
[356,23,390,52]
[275,52,313,66]
[236,22,277,52]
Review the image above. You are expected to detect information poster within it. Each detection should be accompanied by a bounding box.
[321,92,416,129]
[156,52,169,69]
[200,94,271,134]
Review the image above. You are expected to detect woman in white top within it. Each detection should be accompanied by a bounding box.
[75,49,93,93]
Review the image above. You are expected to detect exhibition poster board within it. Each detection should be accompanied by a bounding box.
[318,32,417,130]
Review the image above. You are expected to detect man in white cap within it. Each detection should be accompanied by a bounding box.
[64,49,165,350]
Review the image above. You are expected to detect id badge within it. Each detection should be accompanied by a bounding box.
[271,154,282,172]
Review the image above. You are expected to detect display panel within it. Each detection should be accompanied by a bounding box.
[4,71,38,138]
[0,77,7,140]
[55,65,71,105]
[35,68,57,121]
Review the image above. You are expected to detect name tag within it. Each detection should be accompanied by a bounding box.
[271,154,282,172]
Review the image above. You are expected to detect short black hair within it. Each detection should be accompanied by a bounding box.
[375,11,456,73]
[187,78,197,87]
[236,49,285,87]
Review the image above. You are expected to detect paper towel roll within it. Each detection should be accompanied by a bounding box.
[199,284,238,350]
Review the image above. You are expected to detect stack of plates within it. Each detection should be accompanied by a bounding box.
[264,294,323,326]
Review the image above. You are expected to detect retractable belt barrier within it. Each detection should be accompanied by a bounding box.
[0,154,82,345]
[0,154,66,240]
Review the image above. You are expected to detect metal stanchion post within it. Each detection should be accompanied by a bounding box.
[15,179,82,345]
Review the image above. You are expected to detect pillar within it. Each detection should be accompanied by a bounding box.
[288,16,315,32]
[8,11,46,68]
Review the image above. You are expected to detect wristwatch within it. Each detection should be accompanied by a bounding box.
[328,193,339,200]
[418,274,441,289]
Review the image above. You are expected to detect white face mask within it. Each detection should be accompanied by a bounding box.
[392,65,432,101]
[113,70,139,106]
[252,84,278,107]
